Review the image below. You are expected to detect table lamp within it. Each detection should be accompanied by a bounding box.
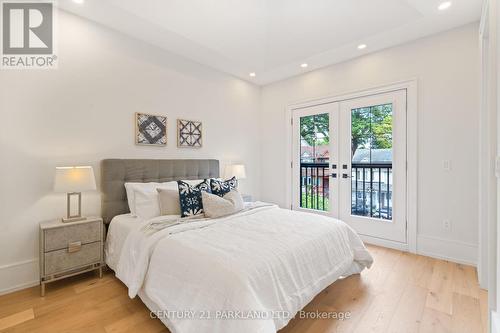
[54,166,96,223]
[223,164,246,181]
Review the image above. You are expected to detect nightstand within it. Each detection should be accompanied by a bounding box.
[39,217,104,296]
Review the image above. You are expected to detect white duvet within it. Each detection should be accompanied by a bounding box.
[115,203,373,333]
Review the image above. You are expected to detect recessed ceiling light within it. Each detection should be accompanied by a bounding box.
[438,1,451,10]
[249,72,256,77]
[357,44,367,50]
[300,63,308,68]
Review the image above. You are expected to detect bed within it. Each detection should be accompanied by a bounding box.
[102,159,373,333]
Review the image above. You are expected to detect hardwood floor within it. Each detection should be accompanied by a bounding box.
[0,245,487,333]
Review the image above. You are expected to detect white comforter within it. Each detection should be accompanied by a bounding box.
[115,203,373,333]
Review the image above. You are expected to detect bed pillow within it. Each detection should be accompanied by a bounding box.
[125,181,177,216]
[210,177,237,197]
[124,182,159,215]
[134,188,162,219]
[202,190,244,218]
[177,180,211,217]
[157,188,181,216]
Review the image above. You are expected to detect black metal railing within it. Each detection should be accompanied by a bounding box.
[351,163,392,220]
[299,162,392,219]
[300,163,329,211]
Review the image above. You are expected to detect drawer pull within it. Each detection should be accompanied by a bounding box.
[68,241,82,253]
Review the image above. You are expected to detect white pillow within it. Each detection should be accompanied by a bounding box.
[134,188,161,219]
[202,190,244,218]
[124,181,177,216]
[124,182,156,215]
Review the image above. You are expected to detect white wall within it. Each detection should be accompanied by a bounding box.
[0,10,261,294]
[478,0,497,291]
[260,23,480,265]
[479,0,498,324]
[492,0,500,327]
[483,0,500,329]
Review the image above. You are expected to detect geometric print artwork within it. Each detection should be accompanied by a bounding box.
[177,119,202,148]
[135,113,167,146]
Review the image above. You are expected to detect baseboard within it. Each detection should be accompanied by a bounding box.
[416,235,477,266]
[0,259,39,295]
[360,234,409,252]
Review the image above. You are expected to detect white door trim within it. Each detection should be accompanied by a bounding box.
[284,79,418,253]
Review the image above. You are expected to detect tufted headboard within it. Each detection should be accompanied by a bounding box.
[100,159,219,223]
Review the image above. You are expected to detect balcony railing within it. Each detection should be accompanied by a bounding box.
[299,162,393,220]
[351,163,392,220]
[300,163,329,211]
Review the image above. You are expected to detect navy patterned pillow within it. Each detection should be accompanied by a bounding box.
[210,177,238,197]
[177,180,211,217]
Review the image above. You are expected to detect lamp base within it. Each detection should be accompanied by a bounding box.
[63,192,85,223]
[62,216,87,223]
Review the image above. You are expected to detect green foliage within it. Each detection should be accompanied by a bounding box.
[301,190,329,211]
[300,113,329,147]
[351,104,393,155]
[299,104,393,160]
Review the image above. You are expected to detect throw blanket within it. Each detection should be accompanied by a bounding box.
[117,202,276,297]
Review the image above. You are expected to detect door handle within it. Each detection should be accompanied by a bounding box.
[331,173,337,178]
[342,173,351,179]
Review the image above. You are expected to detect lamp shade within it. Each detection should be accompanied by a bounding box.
[224,164,246,180]
[54,166,96,193]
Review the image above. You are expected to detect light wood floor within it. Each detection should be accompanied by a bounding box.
[0,245,487,333]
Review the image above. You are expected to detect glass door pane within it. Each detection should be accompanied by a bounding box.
[292,102,339,217]
[299,113,330,211]
[350,103,393,221]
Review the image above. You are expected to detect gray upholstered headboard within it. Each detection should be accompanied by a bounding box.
[101,159,219,223]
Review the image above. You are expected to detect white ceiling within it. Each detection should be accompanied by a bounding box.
[59,0,482,85]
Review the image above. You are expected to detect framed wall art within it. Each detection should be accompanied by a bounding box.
[177,119,202,148]
[135,113,167,146]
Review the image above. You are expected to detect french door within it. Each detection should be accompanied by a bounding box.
[292,90,407,244]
